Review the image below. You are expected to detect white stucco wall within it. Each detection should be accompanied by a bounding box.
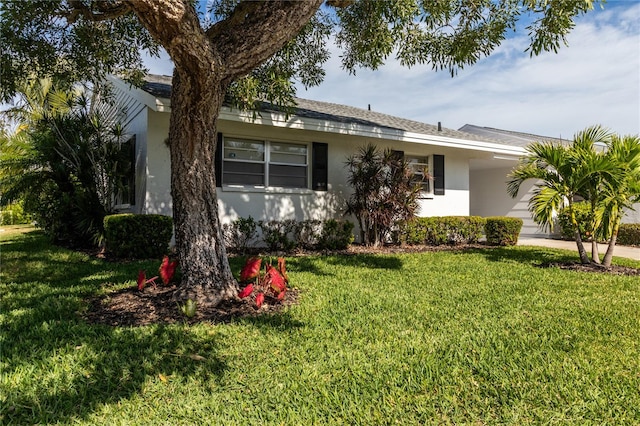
[469,166,546,237]
[623,204,640,224]
[140,113,474,226]
[144,110,172,215]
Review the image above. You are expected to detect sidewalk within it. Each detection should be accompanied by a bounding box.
[518,237,640,261]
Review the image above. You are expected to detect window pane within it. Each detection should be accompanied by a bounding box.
[270,142,307,165]
[223,161,264,185]
[407,157,431,193]
[269,164,307,188]
[224,139,264,161]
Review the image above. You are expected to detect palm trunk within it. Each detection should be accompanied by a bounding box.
[591,239,600,264]
[574,230,590,264]
[569,202,590,264]
[169,72,238,306]
[602,215,622,267]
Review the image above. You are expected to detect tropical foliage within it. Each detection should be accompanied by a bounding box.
[346,144,423,247]
[237,257,289,308]
[508,125,640,266]
[0,78,132,247]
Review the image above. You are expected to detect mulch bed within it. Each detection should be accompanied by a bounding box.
[84,285,300,327]
[539,262,640,276]
[83,244,639,327]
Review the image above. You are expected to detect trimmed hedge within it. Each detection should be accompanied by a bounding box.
[618,223,640,247]
[223,217,355,253]
[104,214,173,259]
[485,216,523,246]
[318,219,354,250]
[401,216,486,246]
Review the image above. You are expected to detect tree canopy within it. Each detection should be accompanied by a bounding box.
[2,0,600,105]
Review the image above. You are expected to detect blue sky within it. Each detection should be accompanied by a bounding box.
[144,1,640,139]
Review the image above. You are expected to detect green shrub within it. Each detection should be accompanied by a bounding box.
[401,216,486,246]
[618,223,640,247]
[557,202,593,241]
[485,216,523,246]
[0,202,31,225]
[318,219,354,250]
[223,216,259,254]
[104,214,173,259]
[259,220,299,252]
[295,219,323,249]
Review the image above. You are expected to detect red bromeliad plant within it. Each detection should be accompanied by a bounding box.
[237,257,289,308]
[137,255,179,292]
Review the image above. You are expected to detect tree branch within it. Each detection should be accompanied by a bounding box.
[65,0,131,24]
[206,0,324,84]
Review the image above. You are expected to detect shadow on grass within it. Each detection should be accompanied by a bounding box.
[326,253,403,270]
[466,245,580,266]
[2,318,229,424]
[1,231,228,423]
[238,310,306,331]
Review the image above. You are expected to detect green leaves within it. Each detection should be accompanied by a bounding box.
[0,0,158,103]
[507,124,639,265]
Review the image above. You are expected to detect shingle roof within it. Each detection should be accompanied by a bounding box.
[141,74,506,145]
[459,124,567,147]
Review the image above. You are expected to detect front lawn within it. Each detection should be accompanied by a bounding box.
[1,226,639,424]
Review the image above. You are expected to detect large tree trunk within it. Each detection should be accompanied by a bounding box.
[128,0,324,307]
[169,72,238,306]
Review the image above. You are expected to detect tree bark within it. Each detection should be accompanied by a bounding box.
[574,229,590,264]
[168,72,238,306]
[126,0,324,307]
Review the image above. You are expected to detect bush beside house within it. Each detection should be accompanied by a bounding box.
[104,214,173,259]
[618,224,640,247]
[485,217,523,246]
[400,216,486,246]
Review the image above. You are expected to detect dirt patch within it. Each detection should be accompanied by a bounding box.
[540,262,640,276]
[84,285,299,327]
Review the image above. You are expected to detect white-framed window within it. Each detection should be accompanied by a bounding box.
[407,156,433,197]
[222,137,308,188]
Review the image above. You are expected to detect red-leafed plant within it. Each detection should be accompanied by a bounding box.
[137,270,159,291]
[159,255,178,285]
[237,257,289,308]
[137,256,179,292]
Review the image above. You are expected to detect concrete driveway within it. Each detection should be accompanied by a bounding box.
[518,238,640,261]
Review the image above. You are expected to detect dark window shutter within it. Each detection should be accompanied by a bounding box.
[433,154,445,195]
[390,150,404,160]
[215,133,223,187]
[312,142,328,191]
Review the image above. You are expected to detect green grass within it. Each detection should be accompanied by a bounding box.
[1,226,639,425]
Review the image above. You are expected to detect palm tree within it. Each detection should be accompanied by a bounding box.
[569,126,614,264]
[600,134,640,267]
[507,138,592,263]
[0,77,131,246]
